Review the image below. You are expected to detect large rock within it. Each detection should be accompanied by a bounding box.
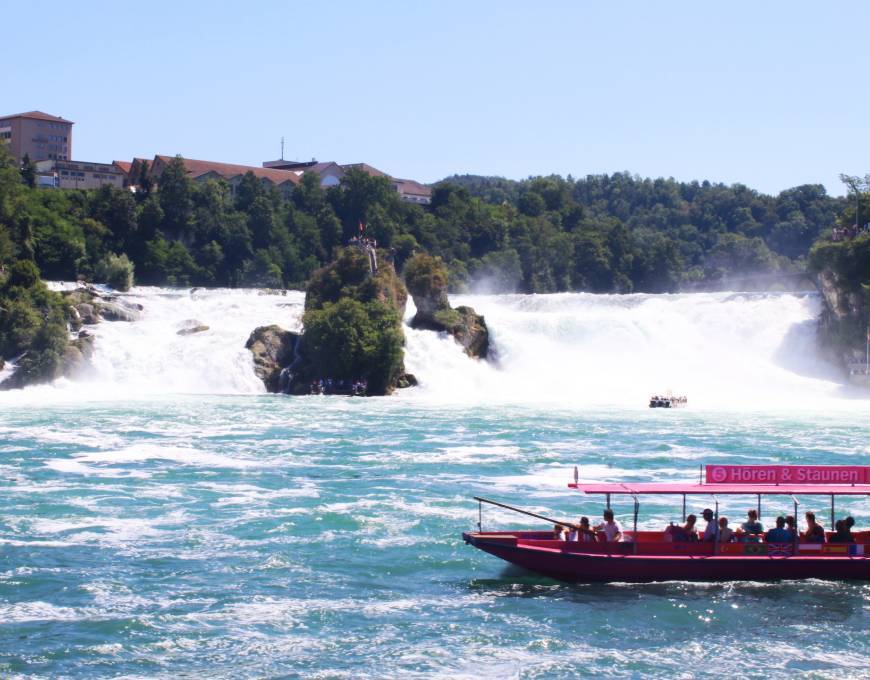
[96,301,140,322]
[245,325,300,392]
[60,334,95,379]
[177,319,210,336]
[295,247,410,395]
[404,253,490,359]
[61,286,142,323]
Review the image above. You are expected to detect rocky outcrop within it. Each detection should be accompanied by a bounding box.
[62,286,142,326]
[815,266,868,387]
[404,253,490,359]
[247,247,416,396]
[177,320,210,336]
[60,333,95,378]
[245,325,301,393]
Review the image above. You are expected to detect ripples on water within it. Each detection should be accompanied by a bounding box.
[0,396,868,678]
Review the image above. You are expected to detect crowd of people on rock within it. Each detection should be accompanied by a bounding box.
[831,223,870,242]
[309,378,368,396]
[348,236,379,274]
[553,508,860,544]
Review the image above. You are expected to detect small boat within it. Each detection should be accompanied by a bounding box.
[649,394,687,408]
[463,465,870,582]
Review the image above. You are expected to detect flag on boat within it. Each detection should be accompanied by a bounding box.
[798,543,823,553]
[743,543,766,555]
[849,544,865,556]
[766,543,794,556]
[822,544,849,555]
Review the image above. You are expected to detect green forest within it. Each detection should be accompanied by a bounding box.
[0,145,856,296]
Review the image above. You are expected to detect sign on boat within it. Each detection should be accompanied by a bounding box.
[463,465,870,583]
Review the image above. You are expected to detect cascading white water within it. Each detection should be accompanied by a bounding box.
[27,286,306,399]
[6,286,852,408]
[403,291,848,408]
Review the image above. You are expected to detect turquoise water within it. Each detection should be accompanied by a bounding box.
[1,396,868,678]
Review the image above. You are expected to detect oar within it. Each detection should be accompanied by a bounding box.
[473,496,575,529]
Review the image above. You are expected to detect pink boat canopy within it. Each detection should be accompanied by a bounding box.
[570,465,870,496]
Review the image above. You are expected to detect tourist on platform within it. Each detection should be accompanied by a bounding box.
[717,516,734,543]
[803,512,826,543]
[701,508,718,542]
[829,519,855,544]
[595,509,623,542]
[765,516,791,543]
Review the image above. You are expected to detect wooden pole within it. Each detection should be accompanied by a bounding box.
[472,496,574,529]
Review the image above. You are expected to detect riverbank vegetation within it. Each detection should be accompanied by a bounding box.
[0,144,846,296]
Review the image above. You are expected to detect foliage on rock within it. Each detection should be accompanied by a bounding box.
[302,298,404,395]
[95,252,135,291]
[0,260,70,388]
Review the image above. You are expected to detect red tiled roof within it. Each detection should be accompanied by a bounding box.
[3,110,74,124]
[342,163,389,178]
[113,160,132,174]
[154,155,300,185]
[394,178,432,197]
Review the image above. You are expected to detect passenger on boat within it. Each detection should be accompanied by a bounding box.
[785,515,798,540]
[669,514,698,542]
[829,519,855,544]
[717,516,734,543]
[595,509,623,542]
[738,509,764,542]
[802,512,826,543]
[701,508,718,542]
[765,516,792,543]
[553,524,565,540]
[571,516,596,542]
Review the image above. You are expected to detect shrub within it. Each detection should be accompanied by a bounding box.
[403,253,449,303]
[95,252,135,291]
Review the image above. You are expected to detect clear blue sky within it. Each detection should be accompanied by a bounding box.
[4,1,867,195]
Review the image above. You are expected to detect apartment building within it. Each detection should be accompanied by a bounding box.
[35,159,125,190]
[0,111,73,164]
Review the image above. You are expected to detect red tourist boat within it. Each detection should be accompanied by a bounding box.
[463,465,870,582]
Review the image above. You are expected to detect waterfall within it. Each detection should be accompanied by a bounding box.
[4,286,851,408]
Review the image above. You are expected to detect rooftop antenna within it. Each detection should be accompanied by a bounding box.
[280,136,285,161]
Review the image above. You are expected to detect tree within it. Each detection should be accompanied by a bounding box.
[157,156,193,237]
[20,154,36,188]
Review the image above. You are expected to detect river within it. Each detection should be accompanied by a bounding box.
[0,287,867,678]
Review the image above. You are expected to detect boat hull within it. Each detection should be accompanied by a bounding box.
[463,533,870,583]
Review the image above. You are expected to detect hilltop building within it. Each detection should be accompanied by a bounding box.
[263,158,432,204]
[0,111,73,165]
[35,159,125,190]
[147,155,300,197]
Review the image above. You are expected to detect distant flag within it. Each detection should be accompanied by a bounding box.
[359,220,365,234]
